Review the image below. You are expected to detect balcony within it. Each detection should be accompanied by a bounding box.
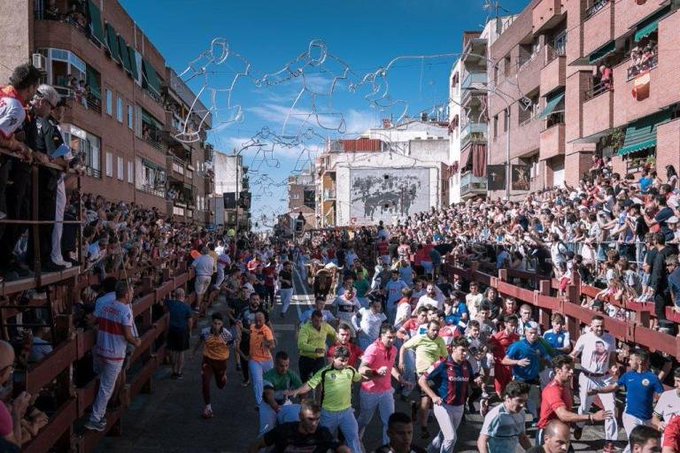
[142,127,166,153]
[167,155,187,180]
[138,184,165,199]
[540,123,565,160]
[615,0,666,40]
[541,51,566,96]
[461,38,487,66]
[583,1,614,58]
[460,172,487,198]
[583,83,614,139]
[460,123,488,149]
[461,72,487,91]
[533,0,563,34]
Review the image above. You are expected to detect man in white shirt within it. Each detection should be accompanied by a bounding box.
[570,315,618,442]
[653,368,680,440]
[415,284,443,311]
[352,296,387,350]
[192,247,215,312]
[465,282,483,320]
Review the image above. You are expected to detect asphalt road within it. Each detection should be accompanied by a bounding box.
[98,269,616,453]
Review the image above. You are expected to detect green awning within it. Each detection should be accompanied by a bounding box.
[618,109,674,156]
[87,0,105,44]
[118,35,133,74]
[142,59,162,96]
[634,21,658,42]
[86,65,101,99]
[141,109,161,129]
[105,23,121,63]
[539,93,565,119]
[588,41,615,65]
[128,46,139,80]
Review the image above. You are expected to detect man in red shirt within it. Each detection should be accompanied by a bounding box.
[663,416,680,453]
[488,315,519,397]
[327,323,362,368]
[537,355,610,444]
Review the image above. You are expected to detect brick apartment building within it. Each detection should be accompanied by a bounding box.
[0,0,214,224]
[486,0,680,198]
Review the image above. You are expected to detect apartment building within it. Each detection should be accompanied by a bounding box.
[288,172,317,227]
[486,0,680,199]
[316,121,448,227]
[0,0,214,224]
[448,18,514,203]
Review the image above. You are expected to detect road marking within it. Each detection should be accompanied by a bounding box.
[275,324,297,331]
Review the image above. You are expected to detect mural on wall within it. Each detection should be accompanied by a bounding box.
[350,168,430,224]
[511,165,530,191]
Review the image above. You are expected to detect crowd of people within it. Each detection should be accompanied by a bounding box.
[1,61,680,452]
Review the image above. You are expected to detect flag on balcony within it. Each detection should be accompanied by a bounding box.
[472,143,487,177]
[632,72,650,101]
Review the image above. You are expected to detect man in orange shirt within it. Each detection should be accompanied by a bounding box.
[245,312,276,407]
[194,312,234,419]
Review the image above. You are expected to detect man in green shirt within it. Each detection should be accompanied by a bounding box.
[398,320,448,439]
[287,346,364,453]
[297,310,337,381]
[259,351,303,436]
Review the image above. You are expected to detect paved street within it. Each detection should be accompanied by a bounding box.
[98,271,615,453]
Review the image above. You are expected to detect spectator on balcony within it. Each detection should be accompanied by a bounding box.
[44,0,61,20]
[0,340,32,448]
[0,64,42,273]
[599,65,613,92]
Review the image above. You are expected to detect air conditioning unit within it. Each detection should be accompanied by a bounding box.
[32,53,46,71]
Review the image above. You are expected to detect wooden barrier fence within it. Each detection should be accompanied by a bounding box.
[3,258,195,452]
[443,261,680,358]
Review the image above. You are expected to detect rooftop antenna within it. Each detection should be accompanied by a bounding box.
[482,0,510,33]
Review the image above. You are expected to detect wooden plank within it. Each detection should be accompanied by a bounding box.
[496,281,534,303]
[23,398,77,453]
[132,293,155,317]
[76,329,96,360]
[77,408,123,452]
[634,326,678,356]
[75,380,98,417]
[26,337,77,394]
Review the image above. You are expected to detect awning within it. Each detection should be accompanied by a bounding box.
[634,5,670,42]
[472,143,487,177]
[87,0,105,44]
[588,41,615,65]
[105,23,121,63]
[128,46,139,80]
[86,65,101,99]
[634,21,658,42]
[141,109,162,129]
[142,60,162,96]
[118,35,133,74]
[460,146,472,170]
[618,109,673,156]
[539,93,565,119]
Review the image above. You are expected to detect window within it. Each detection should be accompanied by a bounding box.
[60,125,101,177]
[127,161,133,183]
[117,156,124,180]
[128,105,133,129]
[40,48,86,98]
[106,89,112,115]
[493,115,498,139]
[503,109,509,132]
[134,105,143,137]
[504,54,512,77]
[105,152,113,177]
[117,97,123,122]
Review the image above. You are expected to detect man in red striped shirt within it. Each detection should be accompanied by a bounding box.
[85,281,140,432]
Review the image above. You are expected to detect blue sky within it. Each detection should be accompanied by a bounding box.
[120,0,529,226]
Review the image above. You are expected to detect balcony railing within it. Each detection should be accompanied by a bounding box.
[461,72,487,91]
[142,127,166,152]
[324,189,336,200]
[138,184,166,198]
[84,166,101,178]
[546,44,566,64]
[627,54,658,81]
[585,0,610,20]
[460,172,488,196]
[34,6,102,47]
[585,79,612,100]
[460,123,487,148]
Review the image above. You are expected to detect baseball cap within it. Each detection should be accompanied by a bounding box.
[525,321,540,331]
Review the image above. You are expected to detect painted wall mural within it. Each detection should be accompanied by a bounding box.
[349,168,430,224]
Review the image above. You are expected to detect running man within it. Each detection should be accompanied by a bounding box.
[570,315,618,445]
[357,324,409,445]
[258,351,303,436]
[193,312,234,419]
[286,346,364,453]
[298,310,337,382]
[478,381,532,453]
[418,337,475,452]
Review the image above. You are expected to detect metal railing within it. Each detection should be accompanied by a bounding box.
[627,54,658,80]
[585,0,610,19]
[585,79,612,100]
[460,171,488,195]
